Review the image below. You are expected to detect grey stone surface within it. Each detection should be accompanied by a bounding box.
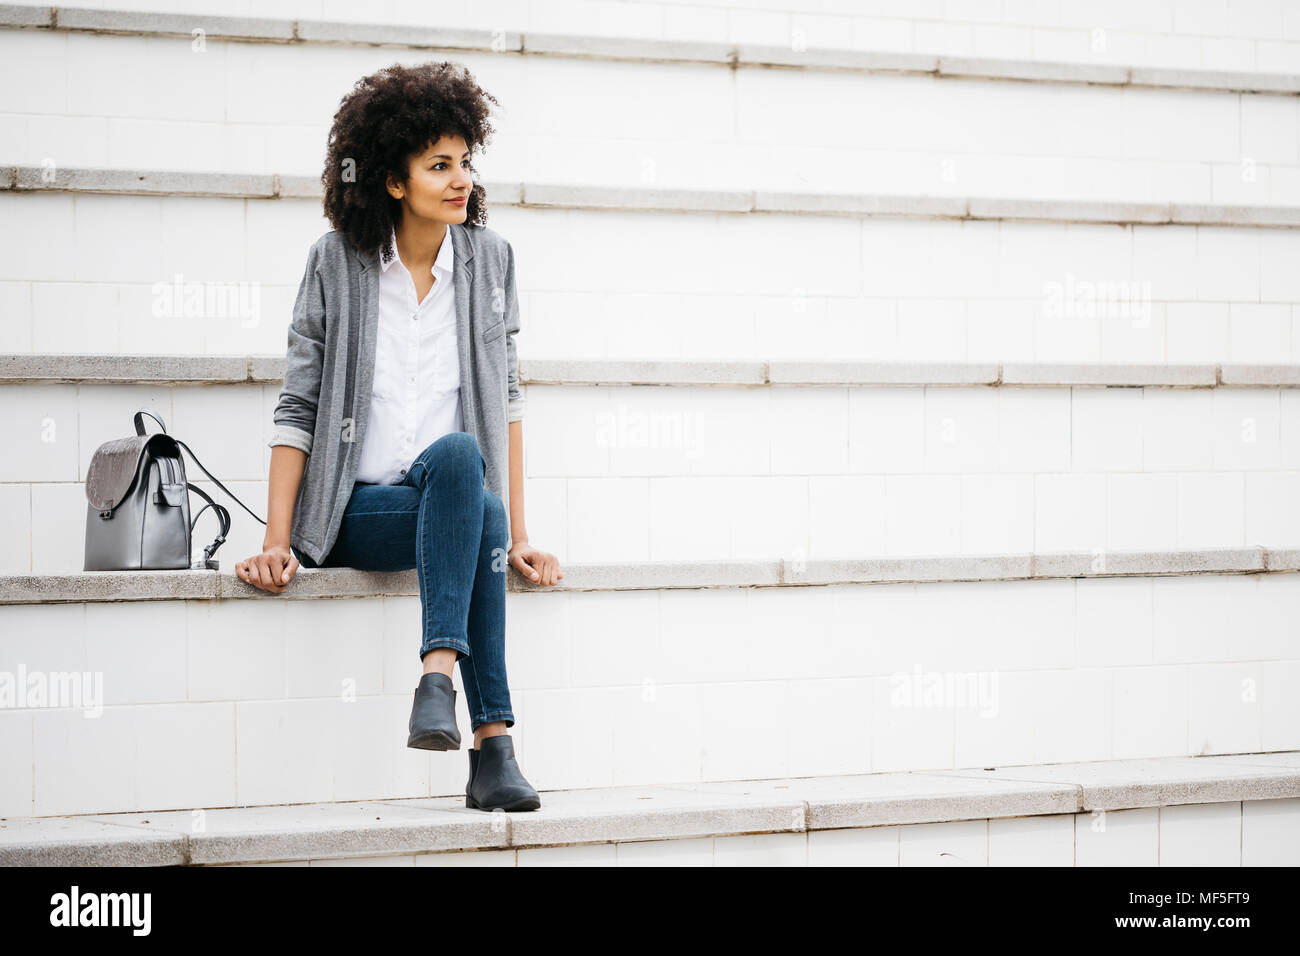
[938,55,1128,86]
[756,190,967,218]
[0,353,248,383]
[247,355,287,383]
[520,358,766,385]
[1128,67,1300,94]
[784,553,1033,586]
[6,164,1300,230]
[968,196,1172,224]
[0,816,185,866]
[85,800,502,864]
[296,19,506,50]
[0,549,1285,604]
[1001,362,1217,387]
[1219,364,1300,386]
[9,754,1298,863]
[1171,203,1300,227]
[1263,549,1300,571]
[273,173,323,199]
[1030,547,1265,578]
[390,787,806,847]
[4,355,1300,391]
[933,755,1300,811]
[54,6,295,40]
[526,32,731,65]
[662,772,1079,829]
[523,181,750,213]
[737,44,938,74]
[13,165,275,198]
[0,570,220,605]
[768,360,999,385]
[0,3,53,27]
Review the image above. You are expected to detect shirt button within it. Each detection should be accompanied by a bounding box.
[400,469,406,475]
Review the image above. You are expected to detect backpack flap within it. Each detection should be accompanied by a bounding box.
[85,433,182,515]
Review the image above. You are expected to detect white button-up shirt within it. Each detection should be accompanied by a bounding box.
[354,226,463,484]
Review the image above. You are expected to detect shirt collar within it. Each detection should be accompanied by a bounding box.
[381,225,455,275]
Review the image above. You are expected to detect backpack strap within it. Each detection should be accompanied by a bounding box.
[175,439,267,527]
[187,482,231,570]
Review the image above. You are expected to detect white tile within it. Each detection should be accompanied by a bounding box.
[615,837,714,866]
[899,818,987,866]
[1241,798,1300,866]
[807,826,899,866]
[1159,801,1241,866]
[517,842,617,866]
[713,831,807,866]
[1075,807,1159,866]
[988,814,1074,866]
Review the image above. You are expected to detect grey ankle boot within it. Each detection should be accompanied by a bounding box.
[466,735,541,811]
[406,672,461,750]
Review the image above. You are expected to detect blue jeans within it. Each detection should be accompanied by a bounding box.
[298,431,515,732]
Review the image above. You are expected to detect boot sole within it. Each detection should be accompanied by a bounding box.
[466,792,541,811]
[407,730,461,751]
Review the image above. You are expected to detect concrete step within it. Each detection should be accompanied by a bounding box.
[2,552,1298,817]
[3,184,1297,365]
[3,753,1298,866]
[2,365,1298,570]
[3,6,1298,204]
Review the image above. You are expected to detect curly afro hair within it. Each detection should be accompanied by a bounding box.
[321,61,500,265]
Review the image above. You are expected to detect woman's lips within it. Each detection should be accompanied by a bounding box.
[446,197,467,204]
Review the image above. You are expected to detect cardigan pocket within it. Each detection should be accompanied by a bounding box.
[481,318,505,343]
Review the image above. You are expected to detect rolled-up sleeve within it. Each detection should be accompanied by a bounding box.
[504,239,525,423]
[269,240,326,454]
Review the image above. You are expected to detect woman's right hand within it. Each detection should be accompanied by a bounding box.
[235,544,300,594]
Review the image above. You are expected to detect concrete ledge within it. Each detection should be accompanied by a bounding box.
[522,359,768,385]
[1219,364,1300,387]
[53,6,295,40]
[3,753,1295,865]
[2,548,1295,605]
[11,165,276,198]
[4,355,1299,389]
[295,20,512,51]
[767,361,1001,385]
[0,353,251,384]
[938,753,1300,811]
[5,6,1299,95]
[999,362,1218,387]
[7,168,1300,228]
[0,3,50,27]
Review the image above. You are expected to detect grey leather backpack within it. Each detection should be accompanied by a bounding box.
[84,409,266,571]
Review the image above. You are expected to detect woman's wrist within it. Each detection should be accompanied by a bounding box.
[263,531,292,552]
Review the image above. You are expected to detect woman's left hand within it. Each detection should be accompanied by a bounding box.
[509,541,563,586]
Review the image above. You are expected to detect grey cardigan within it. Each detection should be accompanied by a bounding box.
[268,222,524,565]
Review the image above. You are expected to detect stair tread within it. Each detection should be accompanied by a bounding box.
[3,753,1296,865]
[3,547,1299,604]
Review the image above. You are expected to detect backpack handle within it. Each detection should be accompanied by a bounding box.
[134,409,168,436]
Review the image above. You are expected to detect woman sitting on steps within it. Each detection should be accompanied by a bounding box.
[235,61,562,813]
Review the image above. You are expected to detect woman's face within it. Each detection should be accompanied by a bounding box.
[388,134,474,225]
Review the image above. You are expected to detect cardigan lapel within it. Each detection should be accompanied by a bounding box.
[450,222,478,441]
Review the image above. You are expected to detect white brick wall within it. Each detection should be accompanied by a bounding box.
[2,380,1298,570]
[3,25,1299,199]
[3,573,1298,815]
[4,198,1300,362]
